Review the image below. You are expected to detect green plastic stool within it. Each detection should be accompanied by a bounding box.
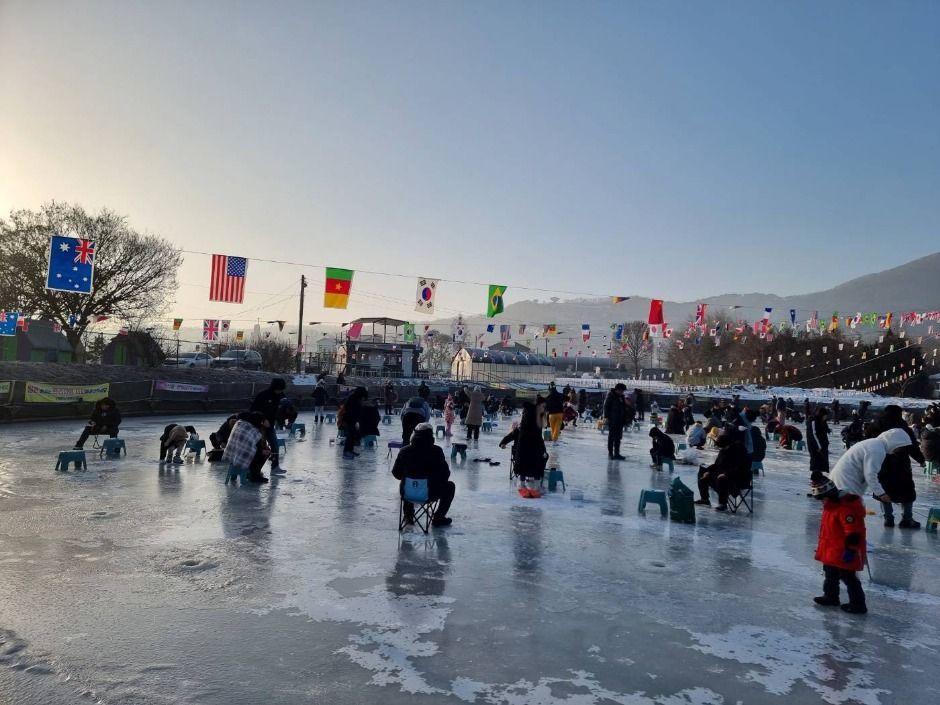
[926,507,940,533]
[796,440,806,451]
[450,443,467,461]
[660,458,675,472]
[290,422,306,437]
[547,469,566,492]
[925,461,939,476]
[276,437,287,453]
[436,425,446,438]
[542,429,552,441]
[326,413,336,424]
[751,460,764,476]
[362,435,378,448]
[638,489,668,516]
[482,421,493,433]
[382,415,392,425]
[100,438,126,457]
[56,450,87,472]
[677,442,687,451]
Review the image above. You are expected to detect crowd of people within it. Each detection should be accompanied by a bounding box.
[67,376,939,614]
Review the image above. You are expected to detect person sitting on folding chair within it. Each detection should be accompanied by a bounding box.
[73,397,121,450]
[499,402,547,482]
[695,430,750,511]
[391,423,455,527]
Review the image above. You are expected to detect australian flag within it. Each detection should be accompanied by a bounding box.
[0,310,20,337]
[46,235,95,294]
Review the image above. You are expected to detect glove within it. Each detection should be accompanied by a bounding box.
[841,549,856,564]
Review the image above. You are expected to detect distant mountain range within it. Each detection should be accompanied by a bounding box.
[439,252,940,347]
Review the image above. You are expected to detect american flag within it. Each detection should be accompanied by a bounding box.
[209,255,247,303]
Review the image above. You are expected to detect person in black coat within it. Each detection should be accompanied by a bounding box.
[359,399,382,438]
[340,387,368,459]
[604,384,628,460]
[665,405,685,435]
[649,427,676,468]
[806,407,831,473]
[74,397,122,449]
[210,415,238,450]
[634,388,645,421]
[682,404,695,431]
[391,423,454,527]
[695,431,750,510]
[250,378,287,473]
[500,402,548,480]
[841,413,864,448]
[870,405,925,528]
[830,399,841,425]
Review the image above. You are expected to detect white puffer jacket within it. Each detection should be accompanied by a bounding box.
[829,428,912,498]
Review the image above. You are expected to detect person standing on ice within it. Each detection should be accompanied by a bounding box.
[545,382,565,441]
[443,393,456,437]
[250,378,287,475]
[604,383,628,460]
[809,472,868,614]
[867,405,925,529]
[806,406,831,474]
[464,386,485,441]
[634,388,645,421]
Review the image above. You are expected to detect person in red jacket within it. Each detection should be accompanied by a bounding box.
[810,472,867,614]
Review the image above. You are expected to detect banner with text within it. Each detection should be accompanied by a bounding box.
[24,382,110,403]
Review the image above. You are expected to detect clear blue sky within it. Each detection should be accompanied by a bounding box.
[1,0,937,328]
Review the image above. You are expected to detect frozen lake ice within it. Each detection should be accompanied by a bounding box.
[0,413,938,704]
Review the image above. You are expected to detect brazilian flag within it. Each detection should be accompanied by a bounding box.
[487,285,506,318]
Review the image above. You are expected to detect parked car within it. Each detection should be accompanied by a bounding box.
[212,349,263,371]
[162,352,215,368]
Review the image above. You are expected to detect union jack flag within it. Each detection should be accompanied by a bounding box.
[203,319,220,342]
[74,239,96,265]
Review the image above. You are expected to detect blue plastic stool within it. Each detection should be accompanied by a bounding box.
[600,423,608,434]
[362,435,378,448]
[450,443,467,461]
[542,429,551,441]
[661,458,675,472]
[326,413,336,424]
[926,461,939,476]
[638,489,668,516]
[632,422,641,431]
[184,438,206,458]
[677,442,687,451]
[436,424,446,438]
[276,437,287,453]
[100,438,126,457]
[433,410,444,419]
[387,440,403,459]
[290,422,306,438]
[751,460,764,476]
[796,440,806,451]
[56,450,87,472]
[547,469,566,492]
[482,421,493,433]
[383,415,392,425]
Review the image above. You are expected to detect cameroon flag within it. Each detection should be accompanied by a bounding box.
[324,268,354,309]
[487,284,506,318]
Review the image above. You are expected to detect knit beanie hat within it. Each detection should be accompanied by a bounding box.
[810,472,836,497]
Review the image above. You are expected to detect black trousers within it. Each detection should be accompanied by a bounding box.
[697,465,731,505]
[466,424,480,441]
[608,426,623,455]
[403,480,455,520]
[385,402,394,415]
[343,426,359,454]
[822,564,865,607]
[76,424,118,448]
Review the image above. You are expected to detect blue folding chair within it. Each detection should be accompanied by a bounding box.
[398,478,440,534]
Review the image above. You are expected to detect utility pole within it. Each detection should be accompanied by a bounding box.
[296,275,307,374]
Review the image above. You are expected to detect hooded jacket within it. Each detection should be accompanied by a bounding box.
[90,399,121,429]
[829,428,912,498]
[251,380,286,423]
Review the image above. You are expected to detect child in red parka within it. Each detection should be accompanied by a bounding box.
[810,472,867,614]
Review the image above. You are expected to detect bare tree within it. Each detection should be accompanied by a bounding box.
[250,335,296,373]
[611,321,653,377]
[0,202,182,361]
[419,331,454,374]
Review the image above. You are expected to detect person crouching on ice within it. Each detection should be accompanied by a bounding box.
[809,472,867,615]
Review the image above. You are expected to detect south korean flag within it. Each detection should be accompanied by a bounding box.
[415,277,438,314]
